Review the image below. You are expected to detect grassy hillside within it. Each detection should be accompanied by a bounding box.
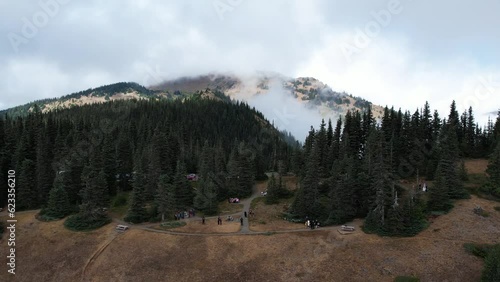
[1,193,499,281]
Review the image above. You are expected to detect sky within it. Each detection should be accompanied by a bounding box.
[1,0,499,137]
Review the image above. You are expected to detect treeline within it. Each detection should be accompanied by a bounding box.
[288,101,500,236]
[0,98,296,226]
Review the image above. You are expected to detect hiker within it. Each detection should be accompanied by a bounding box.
[240,217,243,226]
[202,216,205,225]
[217,216,222,225]
[244,211,247,218]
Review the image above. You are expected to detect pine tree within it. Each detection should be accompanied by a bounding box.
[116,131,133,192]
[486,142,500,198]
[265,174,279,204]
[61,154,85,205]
[226,142,255,198]
[486,141,500,187]
[101,135,117,197]
[36,131,55,206]
[290,139,322,218]
[156,174,176,221]
[43,173,71,219]
[328,117,342,164]
[17,159,38,210]
[124,157,148,223]
[327,156,357,224]
[199,140,214,180]
[81,151,109,208]
[466,107,476,157]
[194,177,219,215]
[316,119,329,178]
[428,161,453,212]
[363,131,394,233]
[439,124,469,199]
[174,160,194,208]
[326,119,334,148]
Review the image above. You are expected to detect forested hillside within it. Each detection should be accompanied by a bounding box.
[0,98,297,226]
[288,101,500,236]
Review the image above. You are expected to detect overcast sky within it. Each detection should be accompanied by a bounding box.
[1,0,499,128]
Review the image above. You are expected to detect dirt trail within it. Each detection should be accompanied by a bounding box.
[80,231,121,281]
[238,186,260,234]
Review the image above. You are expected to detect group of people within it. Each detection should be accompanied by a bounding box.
[174,209,196,220]
[305,219,320,230]
[214,213,246,226]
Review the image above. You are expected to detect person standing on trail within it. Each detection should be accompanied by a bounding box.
[240,217,244,226]
[202,216,205,224]
[244,211,247,218]
[217,216,222,225]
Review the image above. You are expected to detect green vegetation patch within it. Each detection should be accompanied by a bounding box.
[251,197,264,209]
[463,243,495,259]
[394,276,419,282]
[64,213,111,231]
[159,221,186,230]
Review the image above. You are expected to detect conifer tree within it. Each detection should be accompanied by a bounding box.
[227,142,255,198]
[428,161,453,212]
[291,139,322,218]
[482,141,500,198]
[174,160,194,208]
[36,130,55,205]
[156,174,176,221]
[326,119,334,147]
[116,131,133,192]
[194,177,219,215]
[101,135,117,197]
[124,155,148,223]
[265,174,279,205]
[17,159,38,210]
[43,173,71,219]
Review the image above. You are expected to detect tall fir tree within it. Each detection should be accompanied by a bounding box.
[43,173,71,219]
[291,139,322,218]
[173,160,194,208]
[124,154,148,223]
[36,131,55,206]
[156,174,176,221]
[17,159,38,210]
[194,177,219,215]
[265,174,279,205]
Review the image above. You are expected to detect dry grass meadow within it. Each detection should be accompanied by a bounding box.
[1,159,499,282]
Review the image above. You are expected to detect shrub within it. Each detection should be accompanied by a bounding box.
[394,276,419,282]
[463,243,495,259]
[159,221,186,230]
[482,244,500,281]
[494,206,500,212]
[64,213,111,231]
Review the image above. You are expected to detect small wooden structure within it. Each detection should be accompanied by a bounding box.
[115,224,129,232]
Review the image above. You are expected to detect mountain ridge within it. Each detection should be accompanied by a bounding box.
[1,73,384,121]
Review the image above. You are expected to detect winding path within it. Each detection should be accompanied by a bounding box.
[111,186,331,236]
